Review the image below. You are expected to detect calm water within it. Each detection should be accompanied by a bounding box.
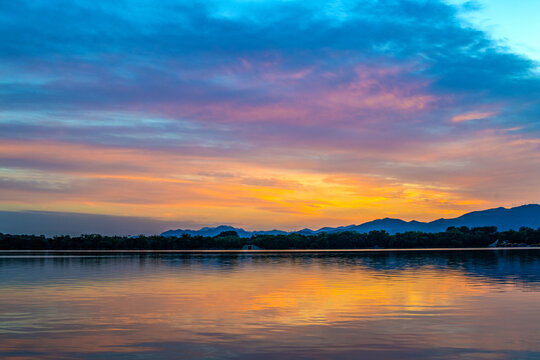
[1,249,540,359]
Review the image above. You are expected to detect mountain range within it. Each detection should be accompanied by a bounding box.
[161,204,540,238]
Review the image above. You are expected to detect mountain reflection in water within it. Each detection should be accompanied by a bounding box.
[1,249,539,359]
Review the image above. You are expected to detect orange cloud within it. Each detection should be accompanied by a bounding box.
[2,126,539,232]
[0,138,494,230]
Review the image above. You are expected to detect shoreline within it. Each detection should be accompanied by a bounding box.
[1,247,540,254]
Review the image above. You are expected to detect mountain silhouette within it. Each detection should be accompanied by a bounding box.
[161,225,287,238]
[161,204,540,238]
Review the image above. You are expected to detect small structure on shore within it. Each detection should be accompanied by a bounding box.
[488,239,499,247]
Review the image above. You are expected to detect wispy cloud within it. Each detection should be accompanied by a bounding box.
[451,111,497,123]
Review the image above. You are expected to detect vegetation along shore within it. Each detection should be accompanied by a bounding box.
[1,226,540,250]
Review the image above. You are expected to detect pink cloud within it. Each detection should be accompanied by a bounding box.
[451,112,497,123]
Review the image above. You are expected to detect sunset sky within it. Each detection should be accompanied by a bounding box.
[1,0,539,234]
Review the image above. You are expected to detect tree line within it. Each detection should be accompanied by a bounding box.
[1,226,540,250]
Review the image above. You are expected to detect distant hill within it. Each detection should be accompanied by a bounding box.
[161,204,540,237]
[161,225,287,238]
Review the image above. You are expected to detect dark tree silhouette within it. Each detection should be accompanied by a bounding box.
[1,226,539,250]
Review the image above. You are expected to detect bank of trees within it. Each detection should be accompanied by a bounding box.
[1,226,539,250]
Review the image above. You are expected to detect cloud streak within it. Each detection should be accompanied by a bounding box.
[451,111,497,123]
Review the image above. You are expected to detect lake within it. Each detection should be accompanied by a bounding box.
[1,249,539,359]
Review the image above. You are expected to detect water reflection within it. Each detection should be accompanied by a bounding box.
[1,250,539,359]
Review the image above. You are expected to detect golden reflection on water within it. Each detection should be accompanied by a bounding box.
[1,252,540,359]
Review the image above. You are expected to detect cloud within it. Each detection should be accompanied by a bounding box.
[0,211,186,236]
[0,0,539,229]
[451,111,497,123]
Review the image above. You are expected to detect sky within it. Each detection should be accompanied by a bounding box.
[1,0,539,235]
